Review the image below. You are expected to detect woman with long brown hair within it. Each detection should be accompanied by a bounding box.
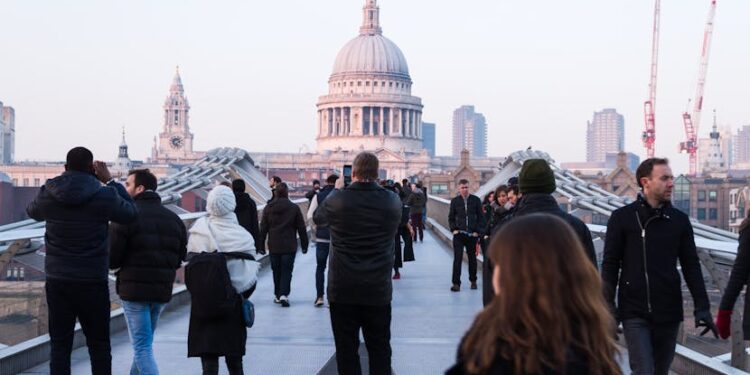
[447,213,621,375]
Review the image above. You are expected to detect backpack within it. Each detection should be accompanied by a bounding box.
[185,252,239,320]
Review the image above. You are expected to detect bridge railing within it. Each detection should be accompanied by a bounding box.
[0,198,309,375]
[427,195,749,374]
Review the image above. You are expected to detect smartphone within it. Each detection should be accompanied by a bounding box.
[343,164,352,187]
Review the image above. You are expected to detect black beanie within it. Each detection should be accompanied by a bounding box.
[519,159,556,194]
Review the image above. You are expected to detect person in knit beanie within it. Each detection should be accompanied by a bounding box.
[518,159,556,195]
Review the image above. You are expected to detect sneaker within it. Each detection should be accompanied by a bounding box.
[280,295,290,307]
[393,272,401,280]
[470,282,478,290]
[450,284,460,292]
[274,297,281,304]
[314,297,324,307]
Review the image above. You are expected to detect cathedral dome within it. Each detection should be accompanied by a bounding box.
[332,34,410,79]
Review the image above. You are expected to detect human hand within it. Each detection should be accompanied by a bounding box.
[93,161,112,183]
[471,232,479,237]
[452,230,459,235]
[716,310,732,339]
[335,177,345,190]
[695,309,718,338]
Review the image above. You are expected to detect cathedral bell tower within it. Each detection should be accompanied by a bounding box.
[152,66,195,163]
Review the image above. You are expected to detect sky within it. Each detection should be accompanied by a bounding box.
[1,0,749,174]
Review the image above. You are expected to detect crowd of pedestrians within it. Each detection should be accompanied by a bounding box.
[30,147,743,375]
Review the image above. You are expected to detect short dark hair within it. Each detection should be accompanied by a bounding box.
[276,182,289,198]
[220,181,232,188]
[458,179,469,185]
[65,147,94,172]
[271,176,282,184]
[232,179,246,193]
[128,169,157,191]
[312,179,320,186]
[509,185,520,195]
[636,158,669,188]
[402,178,409,184]
[353,152,379,181]
[326,174,339,184]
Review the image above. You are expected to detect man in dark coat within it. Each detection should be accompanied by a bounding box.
[602,158,717,375]
[305,179,320,202]
[405,183,426,242]
[267,175,282,203]
[306,174,338,306]
[448,179,485,292]
[314,152,402,375]
[109,169,187,375]
[259,182,308,307]
[26,147,138,375]
[232,179,260,252]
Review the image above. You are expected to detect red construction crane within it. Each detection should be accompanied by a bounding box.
[679,0,717,176]
[642,0,660,159]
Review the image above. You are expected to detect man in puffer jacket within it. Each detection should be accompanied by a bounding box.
[26,147,137,375]
[109,169,186,374]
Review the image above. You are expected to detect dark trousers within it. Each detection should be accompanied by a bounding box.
[46,279,111,375]
[622,318,680,375]
[315,242,330,298]
[410,214,424,242]
[394,226,413,271]
[452,234,478,286]
[329,303,392,375]
[200,355,243,375]
[270,252,296,298]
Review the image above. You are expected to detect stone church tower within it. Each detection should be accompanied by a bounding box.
[151,67,198,163]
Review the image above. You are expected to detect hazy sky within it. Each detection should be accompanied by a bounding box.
[1,0,749,174]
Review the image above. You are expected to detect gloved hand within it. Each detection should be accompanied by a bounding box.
[695,309,719,338]
[716,309,732,339]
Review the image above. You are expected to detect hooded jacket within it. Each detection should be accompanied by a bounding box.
[405,189,427,215]
[234,192,259,246]
[259,196,309,254]
[26,171,138,282]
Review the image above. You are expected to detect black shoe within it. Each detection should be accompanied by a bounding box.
[470,282,477,290]
[280,296,290,307]
[450,284,460,292]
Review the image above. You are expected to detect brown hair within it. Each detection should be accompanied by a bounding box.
[460,214,620,375]
[458,179,469,185]
[636,158,669,188]
[494,185,508,198]
[352,152,379,182]
[275,182,289,198]
[128,169,157,191]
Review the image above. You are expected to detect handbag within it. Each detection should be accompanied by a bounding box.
[206,219,256,328]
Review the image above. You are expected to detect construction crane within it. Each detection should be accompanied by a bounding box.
[679,0,717,176]
[642,0,660,159]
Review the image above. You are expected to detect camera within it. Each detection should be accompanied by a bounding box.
[343,164,352,187]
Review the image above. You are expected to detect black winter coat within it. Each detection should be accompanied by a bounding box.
[602,196,709,323]
[259,197,309,254]
[109,191,187,303]
[26,171,138,282]
[234,192,259,247]
[314,182,402,305]
[314,185,336,240]
[405,191,427,215]
[719,227,750,339]
[511,194,597,269]
[449,194,485,235]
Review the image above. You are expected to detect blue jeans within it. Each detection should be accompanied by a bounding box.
[122,300,165,375]
[316,242,330,298]
[622,317,680,375]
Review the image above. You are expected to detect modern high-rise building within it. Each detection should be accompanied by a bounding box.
[452,105,487,157]
[734,125,750,165]
[422,122,435,156]
[586,108,624,163]
[0,101,15,165]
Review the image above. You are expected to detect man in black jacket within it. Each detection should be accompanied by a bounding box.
[26,147,138,375]
[306,174,338,306]
[232,179,260,252]
[259,182,309,307]
[305,179,320,203]
[448,179,485,292]
[314,152,401,375]
[109,169,187,375]
[602,158,717,375]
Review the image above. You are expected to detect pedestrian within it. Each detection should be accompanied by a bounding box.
[186,185,259,375]
[448,179,485,292]
[305,179,321,203]
[602,158,717,375]
[405,182,426,242]
[259,182,309,307]
[232,179,260,253]
[314,152,402,375]
[26,147,138,375]
[109,169,187,375]
[716,210,750,339]
[481,184,511,306]
[447,214,621,375]
[267,175,282,203]
[389,183,414,280]
[307,174,339,306]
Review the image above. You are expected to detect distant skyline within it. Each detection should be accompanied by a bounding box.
[1,0,749,173]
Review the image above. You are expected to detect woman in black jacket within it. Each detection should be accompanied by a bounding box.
[716,215,750,339]
[448,214,620,375]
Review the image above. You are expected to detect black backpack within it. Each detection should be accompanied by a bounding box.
[185,252,240,320]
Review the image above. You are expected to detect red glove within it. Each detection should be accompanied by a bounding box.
[716,309,732,339]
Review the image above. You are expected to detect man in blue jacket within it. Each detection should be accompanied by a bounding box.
[27,147,138,375]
